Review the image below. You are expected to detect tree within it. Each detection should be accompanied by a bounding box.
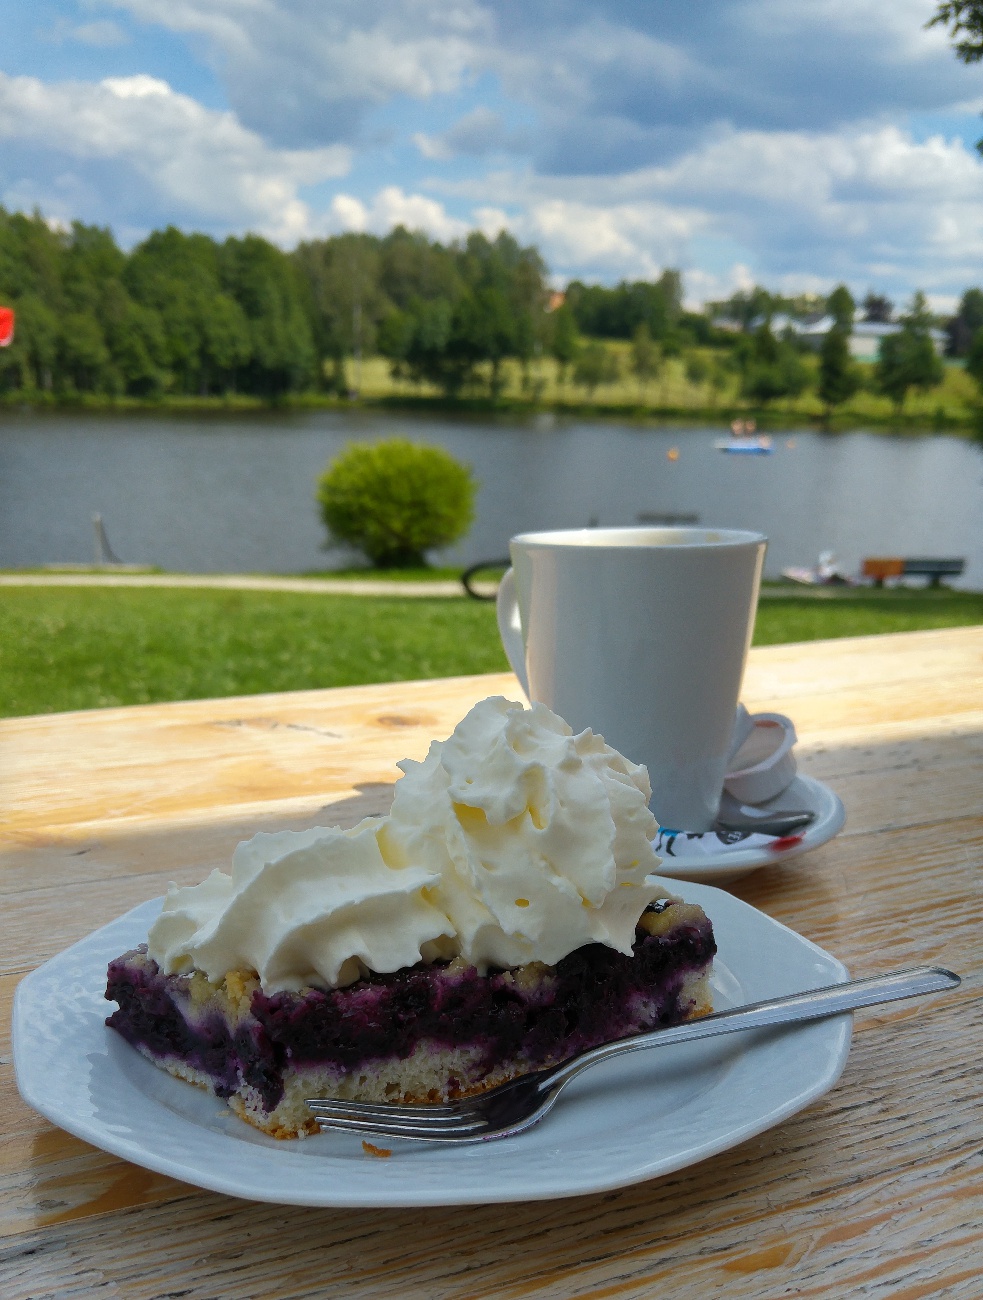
[220,235,316,397]
[962,322,983,392]
[200,293,251,392]
[876,293,944,410]
[549,303,579,382]
[631,323,662,394]
[373,229,548,398]
[454,284,516,397]
[826,285,855,332]
[862,292,893,323]
[293,233,386,389]
[124,227,228,394]
[684,354,710,388]
[317,439,476,568]
[710,285,774,330]
[13,294,58,390]
[707,356,733,407]
[573,341,620,396]
[946,287,983,355]
[931,0,983,55]
[58,313,111,393]
[110,300,168,396]
[738,323,809,404]
[564,272,681,340]
[377,295,461,394]
[930,2,983,149]
[818,327,861,413]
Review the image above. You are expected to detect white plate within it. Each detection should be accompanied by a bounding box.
[652,774,846,886]
[13,882,851,1208]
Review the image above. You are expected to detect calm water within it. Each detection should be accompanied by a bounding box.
[1,409,981,586]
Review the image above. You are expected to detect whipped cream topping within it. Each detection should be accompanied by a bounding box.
[382,697,663,971]
[148,821,455,992]
[147,697,663,990]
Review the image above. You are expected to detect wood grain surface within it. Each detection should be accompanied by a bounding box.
[2,626,981,1299]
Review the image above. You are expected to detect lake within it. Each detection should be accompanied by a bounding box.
[1,408,980,587]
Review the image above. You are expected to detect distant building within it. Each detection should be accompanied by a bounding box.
[848,321,896,359]
[744,311,832,343]
[848,321,947,360]
[739,312,946,359]
[788,314,836,348]
[546,291,566,312]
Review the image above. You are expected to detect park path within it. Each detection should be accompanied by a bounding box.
[0,572,860,599]
[0,572,473,597]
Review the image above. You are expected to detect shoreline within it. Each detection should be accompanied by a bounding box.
[1,390,981,438]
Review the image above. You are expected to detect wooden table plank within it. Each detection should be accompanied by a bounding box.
[2,627,981,1299]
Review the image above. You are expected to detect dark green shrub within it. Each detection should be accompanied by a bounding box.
[317,439,476,568]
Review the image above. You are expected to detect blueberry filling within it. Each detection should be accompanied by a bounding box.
[105,912,715,1115]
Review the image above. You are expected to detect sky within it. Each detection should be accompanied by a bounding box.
[2,0,983,308]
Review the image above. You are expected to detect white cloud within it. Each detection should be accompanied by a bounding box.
[648,124,983,282]
[0,71,350,243]
[683,264,757,310]
[412,131,453,161]
[519,198,703,279]
[428,118,983,295]
[6,0,983,301]
[102,75,170,99]
[329,194,369,232]
[473,205,509,237]
[101,0,490,144]
[329,186,469,242]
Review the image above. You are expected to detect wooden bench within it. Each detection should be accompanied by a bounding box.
[862,556,965,588]
[902,557,966,587]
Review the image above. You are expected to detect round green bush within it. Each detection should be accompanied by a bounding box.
[317,438,476,568]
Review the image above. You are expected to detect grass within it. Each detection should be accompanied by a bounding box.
[0,589,509,718]
[1,584,981,719]
[298,353,983,433]
[6,350,983,435]
[754,585,983,643]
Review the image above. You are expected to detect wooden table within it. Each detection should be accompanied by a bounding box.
[2,627,981,1299]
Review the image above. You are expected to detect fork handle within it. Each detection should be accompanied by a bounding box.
[546,966,960,1092]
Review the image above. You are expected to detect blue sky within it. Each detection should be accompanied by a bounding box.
[3,0,983,307]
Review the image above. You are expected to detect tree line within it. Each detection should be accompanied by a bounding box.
[705,283,983,414]
[0,209,684,401]
[0,204,981,414]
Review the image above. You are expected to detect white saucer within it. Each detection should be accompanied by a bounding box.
[650,774,845,887]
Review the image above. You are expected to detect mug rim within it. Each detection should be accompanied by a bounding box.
[509,525,767,549]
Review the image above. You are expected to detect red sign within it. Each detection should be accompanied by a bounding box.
[0,307,14,348]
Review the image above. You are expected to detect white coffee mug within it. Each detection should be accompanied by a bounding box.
[496,526,767,831]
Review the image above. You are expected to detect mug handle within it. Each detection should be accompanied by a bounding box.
[496,567,530,698]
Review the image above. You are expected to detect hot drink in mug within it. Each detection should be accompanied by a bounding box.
[496,526,768,832]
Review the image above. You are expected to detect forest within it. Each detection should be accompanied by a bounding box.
[0,204,981,416]
[0,207,709,401]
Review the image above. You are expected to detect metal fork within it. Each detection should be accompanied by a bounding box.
[307,965,960,1144]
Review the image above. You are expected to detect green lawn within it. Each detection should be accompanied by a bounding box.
[1,585,980,718]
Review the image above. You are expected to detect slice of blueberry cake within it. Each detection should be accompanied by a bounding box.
[106,898,715,1138]
[105,697,716,1138]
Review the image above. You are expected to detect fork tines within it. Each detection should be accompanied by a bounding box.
[305,1097,485,1137]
